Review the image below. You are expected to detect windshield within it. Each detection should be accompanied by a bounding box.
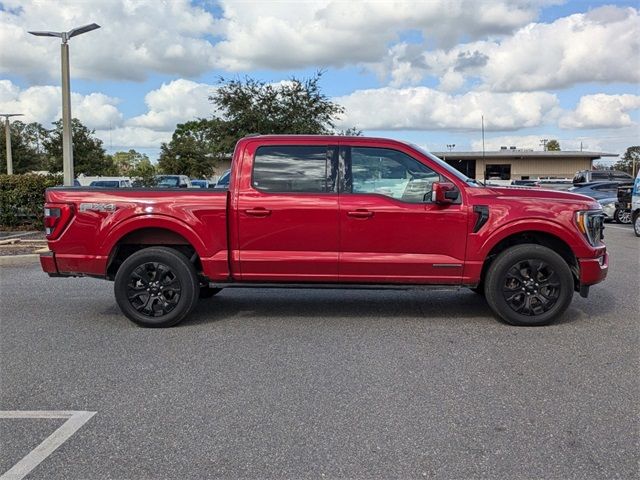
[156,176,179,187]
[405,142,481,187]
[217,171,230,186]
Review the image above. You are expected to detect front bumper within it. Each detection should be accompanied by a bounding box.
[578,251,608,286]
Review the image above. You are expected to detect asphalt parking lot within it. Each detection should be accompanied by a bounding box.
[1,225,638,479]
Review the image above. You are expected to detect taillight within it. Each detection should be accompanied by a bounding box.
[44,203,73,239]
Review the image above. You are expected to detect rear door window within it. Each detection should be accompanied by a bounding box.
[253,145,335,193]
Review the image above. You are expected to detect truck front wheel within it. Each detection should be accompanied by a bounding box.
[484,244,574,326]
[633,211,640,237]
[114,247,199,327]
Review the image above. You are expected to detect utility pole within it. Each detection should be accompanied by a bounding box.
[29,23,100,186]
[1,114,24,175]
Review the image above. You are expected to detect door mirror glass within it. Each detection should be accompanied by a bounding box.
[431,182,458,204]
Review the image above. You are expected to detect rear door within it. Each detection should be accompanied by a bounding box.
[235,141,340,281]
[338,144,468,284]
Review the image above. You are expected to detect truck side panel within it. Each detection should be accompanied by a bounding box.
[44,188,230,280]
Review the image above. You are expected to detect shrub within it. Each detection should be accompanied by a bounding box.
[0,174,63,229]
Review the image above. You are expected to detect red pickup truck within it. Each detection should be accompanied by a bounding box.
[41,135,608,327]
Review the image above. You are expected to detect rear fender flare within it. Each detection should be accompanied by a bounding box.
[100,214,209,259]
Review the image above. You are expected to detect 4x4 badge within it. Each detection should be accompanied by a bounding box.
[79,202,116,213]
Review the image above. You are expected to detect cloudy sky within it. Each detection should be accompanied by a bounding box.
[1,0,638,161]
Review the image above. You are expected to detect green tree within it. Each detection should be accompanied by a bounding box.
[160,71,358,177]
[0,121,48,174]
[108,149,157,186]
[546,139,560,151]
[613,146,640,175]
[158,118,228,177]
[44,118,114,176]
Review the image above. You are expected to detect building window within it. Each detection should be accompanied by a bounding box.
[485,164,511,180]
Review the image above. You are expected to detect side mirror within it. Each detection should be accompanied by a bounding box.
[431,182,458,204]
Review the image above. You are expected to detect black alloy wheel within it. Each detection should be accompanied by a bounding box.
[127,262,182,317]
[502,259,560,316]
[114,247,199,327]
[485,244,574,326]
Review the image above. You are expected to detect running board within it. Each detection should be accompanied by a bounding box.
[208,282,473,291]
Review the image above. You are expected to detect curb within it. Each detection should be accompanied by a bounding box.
[0,254,40,266]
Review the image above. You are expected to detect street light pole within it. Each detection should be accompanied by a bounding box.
[60,39,73,185]
[29,23,100,186]
[1,114,23,175]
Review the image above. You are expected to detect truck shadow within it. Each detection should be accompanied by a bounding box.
[186,288,492,326]
[183,288,597,327]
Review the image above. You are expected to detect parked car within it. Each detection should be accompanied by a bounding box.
[573,169,633,185]
[511,180,541,187]
[41,135,608,328]
[631,171,640,237]
[568,181,631,200]
[155,175,192,188]
[597,197,617,221]
[213,169,231,190]
[89,179,131,188]
[191,179,210,189]
[613,182,634,224]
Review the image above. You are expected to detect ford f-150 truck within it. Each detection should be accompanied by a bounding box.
[41,135,608,327]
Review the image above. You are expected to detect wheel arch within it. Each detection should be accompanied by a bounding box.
[104,218,208,279]
[479,229,579,290]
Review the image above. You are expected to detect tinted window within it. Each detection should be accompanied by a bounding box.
[591,172,608,180]
[253,146,331,193]
[90,181,119,188]
[348,147,440,203]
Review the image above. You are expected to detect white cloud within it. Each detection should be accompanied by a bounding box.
[559,94,640,129]
[211,0,555,71]
[469,133,636,157]
[0,0,217,81]
[335,87,559,131]
[0,80,122,129]
[94,126,172,150]
[378,6,640,92]
[127,79,215,131]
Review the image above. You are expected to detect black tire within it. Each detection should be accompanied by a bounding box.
[633,211,640,237]
[485,244,574,326]
[614,208,632,224]
[114,247,199,327]
[199,286,222,299]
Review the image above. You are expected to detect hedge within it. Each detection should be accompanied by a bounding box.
[0,174,63,229]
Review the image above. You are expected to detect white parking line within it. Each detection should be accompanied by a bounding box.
[0,410,96,480]
[606,225,633,231]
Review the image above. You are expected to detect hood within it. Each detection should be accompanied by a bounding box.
[470,185,601,210]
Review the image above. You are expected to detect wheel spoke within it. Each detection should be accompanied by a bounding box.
[502,257,562,317]
[126,261,182,318]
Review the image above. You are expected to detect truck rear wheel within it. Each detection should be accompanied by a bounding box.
[485,244,574,326]
[114,247,199,327]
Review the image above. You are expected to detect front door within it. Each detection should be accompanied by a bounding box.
[236,143,340,282]
[339,145,468,284]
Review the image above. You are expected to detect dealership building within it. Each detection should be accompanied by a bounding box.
[432,148,617,181]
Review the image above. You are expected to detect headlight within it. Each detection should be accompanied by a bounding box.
[575,210,605,246]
